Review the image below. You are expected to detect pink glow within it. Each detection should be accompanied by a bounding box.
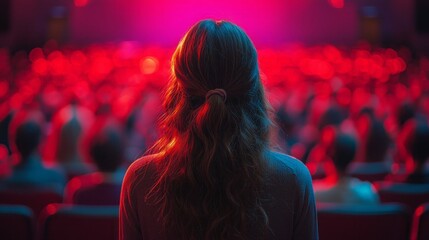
[329,0,344,9]
[70,0,359,47]
[0,81,9,98]
[74,0,89,7]
[44,204,59,216]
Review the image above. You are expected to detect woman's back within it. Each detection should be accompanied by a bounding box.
[120,151,317,240]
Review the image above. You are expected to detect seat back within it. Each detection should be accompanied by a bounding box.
[349,172,389,182]
[0,188,63,217]
[39,204,119,240]
[348,162,390,182]
[64,173,122,206]
[317,203,411,240]
[376,182,429,210]
[72,182,122,205]
[65,174,122,206]
[411,203,429,240]
[0,204,34,240]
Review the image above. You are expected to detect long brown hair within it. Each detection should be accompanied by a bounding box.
[148,20,270,240]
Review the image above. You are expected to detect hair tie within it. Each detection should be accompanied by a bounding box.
[205,89,227,103]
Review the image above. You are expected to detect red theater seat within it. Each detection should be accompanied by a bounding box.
[64,173,121,206]
[375,182,429,210]
[0,204,34,240]
[38,204,118,240]
[0,188,63,217]
[411,203,429,240]
[317,203,411,240]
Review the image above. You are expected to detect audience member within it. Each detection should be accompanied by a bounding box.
[275,105,298,153]
[64,119,125,205]
[0,144,9,178]
[51,103,95,179]
[404,119,429,183]
[1,119,65,193]
[394,102,420,174]
[313,132,379,204]
[123,105,147,165]
[348,114,392,180]
[306,125,337,179]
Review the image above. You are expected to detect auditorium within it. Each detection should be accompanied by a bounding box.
[0,1,429,240]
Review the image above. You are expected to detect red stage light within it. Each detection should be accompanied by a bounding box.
[329,0,344,9]
[44,204,59,216]
[9,93,23,110]
[29,48,45,62]
[70,50,87,67]
[48,51,69,76]
[323,45,342,63]
[0,81,9,98]
[74,0,89,7]
[32,58,48,75]
[140,57,159,75]
[42,86,63,109]
[336,87,352,107]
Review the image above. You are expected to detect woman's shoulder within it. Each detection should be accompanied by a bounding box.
[265,151,312,185]
[123,155,158,190]
[127,155,157,172]
[266,151,309,174]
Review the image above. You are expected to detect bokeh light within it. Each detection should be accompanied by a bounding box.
[139,57,159,75]
[74,0,89,7]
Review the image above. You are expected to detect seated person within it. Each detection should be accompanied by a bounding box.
[64,121,125,205]
[2,120,65,193]
[51,103,95,180]
[348,119,392,181]
[404,119,429,184]
[313,132,379,204]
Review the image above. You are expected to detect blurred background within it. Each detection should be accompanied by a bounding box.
[1,0,429,50]
[1,1,429,240]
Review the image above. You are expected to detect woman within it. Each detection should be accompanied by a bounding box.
[404,119,429,184]
[120,20,318,240]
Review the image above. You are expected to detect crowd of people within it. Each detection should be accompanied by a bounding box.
[0,38,428,208]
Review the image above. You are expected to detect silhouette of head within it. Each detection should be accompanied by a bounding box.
[406,120,429,165]
[89,125,124,173]
[331,132,357,173]
[15,121,42,159]
[365,120,390,162]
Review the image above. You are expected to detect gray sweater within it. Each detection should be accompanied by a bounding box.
[119,151,318,240]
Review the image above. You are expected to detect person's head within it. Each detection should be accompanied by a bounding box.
[161,19,268,137]
[405,120,429,167]
[396,101,415,129]
[330,132,357,174]
[89,124,124,173]
[150,19,269,240]
[56,112,83,162]
[365,119,391,162]
[318,105,344,130]
[15,121,42,159]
